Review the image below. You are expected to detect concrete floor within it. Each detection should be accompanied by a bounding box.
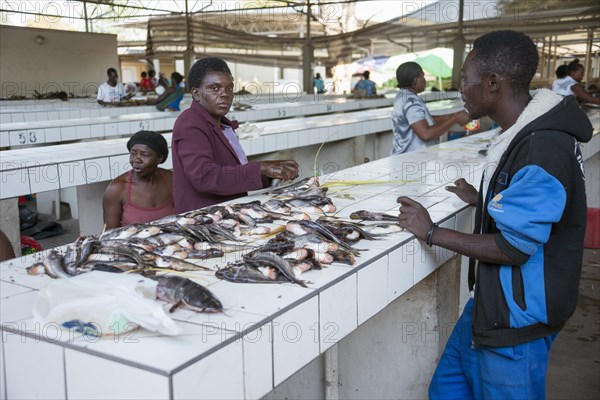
[547,248,600,399]
[31,214,600,399]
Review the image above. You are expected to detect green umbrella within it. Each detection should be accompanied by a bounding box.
[413,53,453,78]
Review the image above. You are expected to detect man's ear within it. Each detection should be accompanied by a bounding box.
[487,73,500,92]
[191,87,201,101]
[482,73,502,103]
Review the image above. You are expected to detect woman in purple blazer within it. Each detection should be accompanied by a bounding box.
[172,57,299,213]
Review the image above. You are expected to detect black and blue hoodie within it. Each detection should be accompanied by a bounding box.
[472,93,593,347]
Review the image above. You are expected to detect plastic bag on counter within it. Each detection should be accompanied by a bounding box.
[236,121,264,139]
[33,271,181,337]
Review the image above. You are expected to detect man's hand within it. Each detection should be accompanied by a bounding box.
[453,111,471,126]
[259,160,299,181]
[397,196,433,240]
[445,178,478,205]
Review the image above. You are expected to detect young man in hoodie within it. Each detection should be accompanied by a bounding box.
[396,30,593,399]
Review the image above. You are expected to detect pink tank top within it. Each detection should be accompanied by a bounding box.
[120,170,175,227]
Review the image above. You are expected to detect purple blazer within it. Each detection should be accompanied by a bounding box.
[172,100,268,213]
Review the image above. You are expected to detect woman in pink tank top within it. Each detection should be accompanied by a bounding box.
[103,131,174,229]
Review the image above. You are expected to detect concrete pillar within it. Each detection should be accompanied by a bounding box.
[77,181,107,236]
[0,198,21,257]
[452,36,466,90]
[302,1,314,94]
[584,30,593,90]
[302,42,315,94]
[585,153,599,209]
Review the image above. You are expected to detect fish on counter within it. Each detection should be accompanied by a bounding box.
[349,210,399,222]
[26,172,412,317]
[155,275,222,313]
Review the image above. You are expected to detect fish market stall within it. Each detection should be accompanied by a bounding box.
[2,115,596,399]
[0,130,494,399]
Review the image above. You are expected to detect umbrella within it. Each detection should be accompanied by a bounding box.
[413,53,453,78]
[350,54,390,74]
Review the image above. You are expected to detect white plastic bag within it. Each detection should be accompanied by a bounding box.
[33,271,181,337]
[237,122,264,139]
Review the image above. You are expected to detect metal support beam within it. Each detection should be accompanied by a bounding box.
[451,0,465,90]
[546,36,553,78]
[302,0,315,94]
[584,30,593,90]
[540,38,546,78]
[83,0,89,32]
[184,0,194,78]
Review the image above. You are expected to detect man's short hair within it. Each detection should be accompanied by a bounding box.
[471,30,538,92]
[107,67,117,76]
[188,58,231,91]
[396,62,423,88]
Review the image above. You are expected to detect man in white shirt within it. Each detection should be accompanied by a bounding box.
[97,68,132,105]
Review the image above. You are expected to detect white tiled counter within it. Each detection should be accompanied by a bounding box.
[2,122,598,399]
[0,132,491,399]
[0,99,393,147]
[0,108,390,199]
[1,92,461,147]
[0,100,469,199]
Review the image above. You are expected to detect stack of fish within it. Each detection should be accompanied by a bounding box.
[26,177,405,311]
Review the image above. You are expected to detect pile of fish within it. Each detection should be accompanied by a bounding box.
[26,177,404,312]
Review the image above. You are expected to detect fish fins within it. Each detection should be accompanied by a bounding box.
[169,300,183,313]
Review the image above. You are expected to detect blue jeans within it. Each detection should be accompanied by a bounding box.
[429,299,557,400]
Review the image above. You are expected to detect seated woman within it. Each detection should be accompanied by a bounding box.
[155,72,185,111]
[103,131,174,229]
[391,62,470,154]
[552,59,600,105]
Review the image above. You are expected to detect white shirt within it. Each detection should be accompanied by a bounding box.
[481,89,562,198]
[552,76,577,97]
[97,82,126,103]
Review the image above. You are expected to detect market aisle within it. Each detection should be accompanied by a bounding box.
[547,249,600,399]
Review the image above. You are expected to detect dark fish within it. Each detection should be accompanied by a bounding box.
[185,248,225,259]
[316,218,378,241]
[27,250,71,279]
[270,177,317,195]
[349,210,399,222]
[216,264,288,284]
[66,236,99,275]
[361,223,404,235]
[205,223,240,242]
[243,251,307,287]
[287,220,358,254]
[330,249,356,266]
[262,199,291,214]
[156,275,222,313]
[89,263,126,273]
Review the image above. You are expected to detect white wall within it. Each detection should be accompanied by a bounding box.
[228,61,302,94]
[0,25,118,98]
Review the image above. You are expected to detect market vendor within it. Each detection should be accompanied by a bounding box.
[391,62,470,155]
[171,57,299,213]
[102,130,174,228]
[552,59,600,105]
[97,67,134,105]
